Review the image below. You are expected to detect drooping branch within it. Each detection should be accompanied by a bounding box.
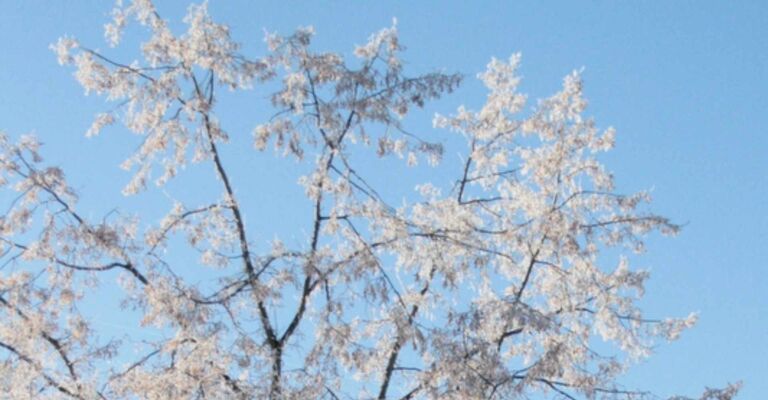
[0,339,83,399]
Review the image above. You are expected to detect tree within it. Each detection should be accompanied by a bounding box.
[0,2,739,399]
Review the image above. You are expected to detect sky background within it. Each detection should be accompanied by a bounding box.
[1,1,766,398]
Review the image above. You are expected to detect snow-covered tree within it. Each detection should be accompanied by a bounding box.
[0,2,739,399]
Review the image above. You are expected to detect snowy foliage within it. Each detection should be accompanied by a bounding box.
[0,2,738,399]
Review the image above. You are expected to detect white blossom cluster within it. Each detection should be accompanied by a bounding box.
[0,1,739,399]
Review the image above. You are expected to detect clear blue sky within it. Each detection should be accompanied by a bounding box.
[1,1,766,398]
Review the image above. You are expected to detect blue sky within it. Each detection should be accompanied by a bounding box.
[1,1,766,398]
